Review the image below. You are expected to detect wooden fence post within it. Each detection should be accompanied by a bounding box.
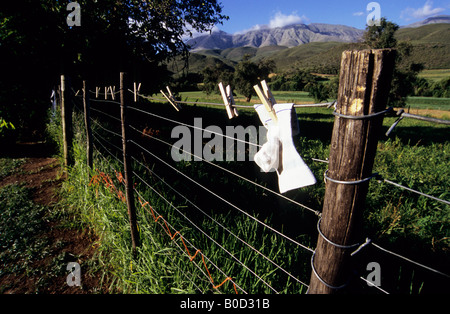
[83,80,93,169]
[308,49,396,294]
[61,75,73,170]
[120,72,140,253]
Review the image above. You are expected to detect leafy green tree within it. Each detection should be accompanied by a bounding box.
[306,82,328,103]
[233,55,275,102]
[363,17,399,49]
[363,18,424,107]
[0,0,227,139]
[202,62,234,95]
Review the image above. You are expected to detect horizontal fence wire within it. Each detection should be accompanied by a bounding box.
[371,242,450,279]
[381,178,450,206]
[308,157,449,205]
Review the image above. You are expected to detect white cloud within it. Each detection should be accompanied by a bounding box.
[183,24,221,40]
[235,11,308,34]
[353,12,365,17]
[269,11,307,28]
[401,0,445,20]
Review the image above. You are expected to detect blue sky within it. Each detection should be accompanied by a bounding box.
[215,0,450,33]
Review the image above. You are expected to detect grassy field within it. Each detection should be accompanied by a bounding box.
[418,69,450,82]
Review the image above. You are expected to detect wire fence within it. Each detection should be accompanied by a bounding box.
[64,79,450,295]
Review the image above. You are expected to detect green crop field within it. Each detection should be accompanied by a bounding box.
[418,69,450,82]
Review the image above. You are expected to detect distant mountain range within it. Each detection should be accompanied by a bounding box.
[402,15,450,28]
[169,16,450,76]
[186,15,450,52]
[187,24,364,51]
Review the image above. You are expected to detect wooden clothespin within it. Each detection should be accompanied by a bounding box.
[218,82,238,119]
[105,87,108,100]
[95,87,100,99]
[110,86,116,101]
[160,86,181,111]
[134,82,142,103]
[254,80,278,123]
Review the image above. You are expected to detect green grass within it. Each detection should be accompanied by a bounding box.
[405,96,450,111]
[0,184,47,277]
[418,69,450,82]
[0,183,73,293]
[0,158,25,179]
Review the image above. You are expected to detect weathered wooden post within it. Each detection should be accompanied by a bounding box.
[82,80,93,169]
[120,72,140,253]
[308,49,396,294]
[61,75,73,170]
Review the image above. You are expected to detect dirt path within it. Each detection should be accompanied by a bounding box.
[0,156,108,294]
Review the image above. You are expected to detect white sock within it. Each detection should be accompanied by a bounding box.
[254,103,316,193]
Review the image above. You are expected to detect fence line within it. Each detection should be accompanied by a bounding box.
[90,115,450,286]
[75,97,312,292]
[84,97,450,278]
[76,90,450,281]
[66,73,449,294]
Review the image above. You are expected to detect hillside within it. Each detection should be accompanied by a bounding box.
[173,23,450,77]
[403,15,450,28]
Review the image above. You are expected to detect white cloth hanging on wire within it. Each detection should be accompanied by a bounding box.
[254,103,316,194]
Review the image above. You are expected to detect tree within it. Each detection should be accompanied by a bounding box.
[0,0,227,139]
[363,17,399,49]
[306,82,329,103]
[363,18,424,107]
[233,55,275,102]
[202,62,234,95]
